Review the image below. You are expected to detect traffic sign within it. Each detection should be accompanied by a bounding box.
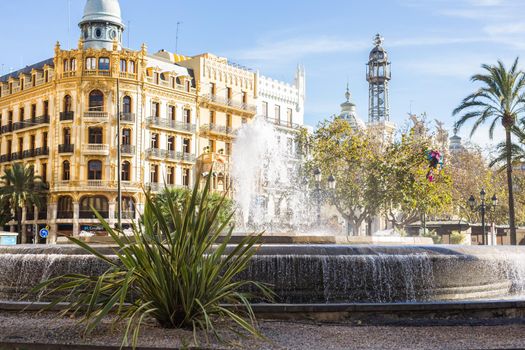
[39,228,49,239]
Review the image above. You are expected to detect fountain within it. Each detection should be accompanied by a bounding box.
[2,245,525,303]
[231,117,312,233]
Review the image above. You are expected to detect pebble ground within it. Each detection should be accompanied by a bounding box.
[1,311,525,349]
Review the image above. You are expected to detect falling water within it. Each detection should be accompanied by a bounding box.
[231,117,311,232]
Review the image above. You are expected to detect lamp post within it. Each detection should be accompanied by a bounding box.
[313,167,321,226]
[468,189,498,245]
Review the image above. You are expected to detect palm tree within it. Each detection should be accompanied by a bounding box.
[454,58,525,245]
[0,164,47,243]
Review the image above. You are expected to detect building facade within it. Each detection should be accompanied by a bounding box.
[0,0,305,242]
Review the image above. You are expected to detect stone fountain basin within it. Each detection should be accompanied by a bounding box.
[1,245,524,303]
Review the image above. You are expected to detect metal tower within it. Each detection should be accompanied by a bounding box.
[367,34,391,123]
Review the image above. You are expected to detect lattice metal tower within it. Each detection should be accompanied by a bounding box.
[366,34,391,123]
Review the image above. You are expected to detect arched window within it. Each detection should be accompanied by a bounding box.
[88,90,104,111]
[121,161,130,181]
[57,196,73,219]
[129,61,135,73]
[122,96,131,114]
[63,95,72,113]
[88,160,102,180]
[120,59,127,72]
[80,195,109,219]
[63,127,71,145]
[63,59,69,72]
[62,160,70,181]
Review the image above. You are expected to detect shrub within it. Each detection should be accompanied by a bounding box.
[450,231,468,245]
[421,229,442,244]
[33,174,271,348]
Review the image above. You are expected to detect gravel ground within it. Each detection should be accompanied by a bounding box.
[1,311,525,349]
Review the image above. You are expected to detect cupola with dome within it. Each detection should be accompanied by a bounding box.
[79,0,125,50]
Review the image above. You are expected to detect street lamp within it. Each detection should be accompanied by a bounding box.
[468,188,497,245]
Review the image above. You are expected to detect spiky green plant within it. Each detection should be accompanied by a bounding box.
[32,174,271,348]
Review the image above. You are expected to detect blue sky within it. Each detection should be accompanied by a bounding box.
[1,0,525,146]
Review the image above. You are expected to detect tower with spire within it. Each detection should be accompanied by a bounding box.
[79,0,125,50]
[367,34,391,123]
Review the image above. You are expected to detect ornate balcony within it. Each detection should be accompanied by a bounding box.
[200,123,237,137]
[146,148,196,163]
[83,111,109,122]
[58,144,75,154]
[147,117,196,134]
[60,111,74,121]
[145,148,163,159]
[265,117,303,130]
[202,93,257,114]
[82,144,109,155]
[0,124,12,134]
[83,69,111,77]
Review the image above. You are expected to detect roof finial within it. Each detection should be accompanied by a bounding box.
[374,33,384,47]
[345,82,350,102]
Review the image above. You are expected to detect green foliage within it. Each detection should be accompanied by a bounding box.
[155,186,234,226]
[300,117,452,234]
[0,163,47,239]
[421,229,442,244]
[32,174,272,349]
[450,231,468,245]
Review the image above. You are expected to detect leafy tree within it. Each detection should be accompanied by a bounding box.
[0,164,47,243]
[454,58,525,245]
[381,132,452,230]
[300,118,383,235]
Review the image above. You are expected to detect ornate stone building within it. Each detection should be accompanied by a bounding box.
[0,0,304,242]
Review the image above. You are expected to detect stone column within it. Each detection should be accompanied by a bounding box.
[21,207,27,244]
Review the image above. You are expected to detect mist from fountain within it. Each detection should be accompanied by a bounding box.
[231,117,312,233]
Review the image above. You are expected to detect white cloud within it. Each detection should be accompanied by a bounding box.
[468,0,504,6]
[485,22,525,35]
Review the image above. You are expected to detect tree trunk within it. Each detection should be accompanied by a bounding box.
[506,127,517,245]
[16,207,22,244]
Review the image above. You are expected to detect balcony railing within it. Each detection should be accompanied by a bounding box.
[12,116,50,131]
[202,93,257,113]
[83,144,109,153]
[145,148,163,158]
[0,154,11,163]
[83,69,111,77]
[265,117,303,130]
[60,111,74,121]
[34,147,49,157]
[147,117,196,133]
[84,111,109,120]
[11,152,22,161]
[58,144,75,153]
[120,112,135,123]
[120,144,136,155]
[22,149,35,158]
[165,150,196,162]
[200,123,236,136]
[0,124,12,134]
[119,72,137,80]
[146,148,196,163]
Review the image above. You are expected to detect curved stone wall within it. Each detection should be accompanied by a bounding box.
[1,245,524,303]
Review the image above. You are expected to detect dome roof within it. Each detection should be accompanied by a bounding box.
[79,0,123,27]
[339,86,366,130]
[369,34,388,62]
